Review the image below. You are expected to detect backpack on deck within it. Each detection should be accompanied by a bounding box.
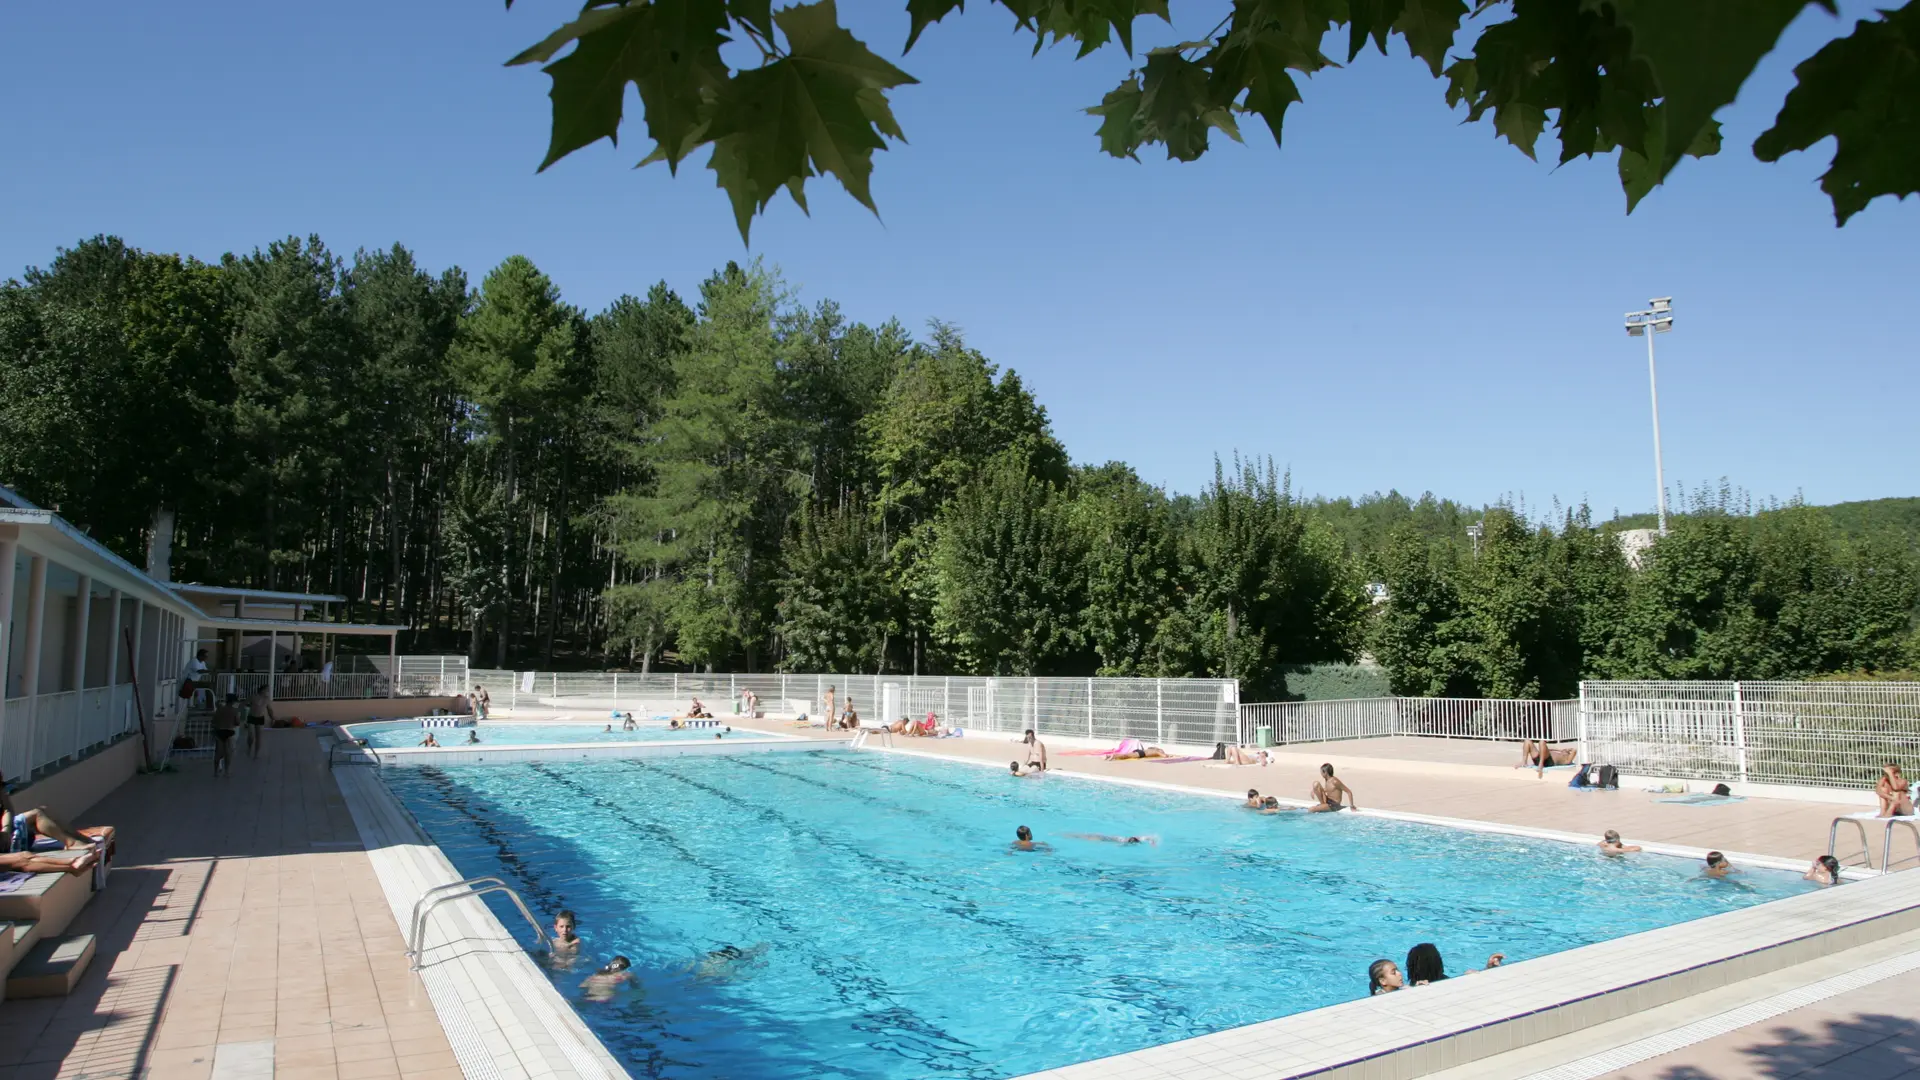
[1586,764,1619,789]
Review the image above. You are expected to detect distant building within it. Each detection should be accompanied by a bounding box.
[1616,528,1659,570]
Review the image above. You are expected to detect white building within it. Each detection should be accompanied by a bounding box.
[1,484,410,783]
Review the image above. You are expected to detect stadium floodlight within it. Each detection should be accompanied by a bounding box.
[1623,298,1676,536]
[1466,521,1484,557]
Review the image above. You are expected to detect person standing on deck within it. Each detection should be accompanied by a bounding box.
[824,686,836,728]
[247,685,275,760]
[1022,729,1048,772]
[211,693,240,777]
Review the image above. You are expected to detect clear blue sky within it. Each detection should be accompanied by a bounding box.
[2,2,1912,518]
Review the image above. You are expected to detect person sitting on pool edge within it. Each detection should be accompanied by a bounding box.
[1703,851,1736,878]
[1877,763,1914,817]
[688,697,711,719]
[1368,958,1404,995]
[1805,855,1842,885]
[1598,830,1641,855]
[0,847,99,877]
[622,713,637,731]
[1010,826,1051,853]
[1309,764,1356,812]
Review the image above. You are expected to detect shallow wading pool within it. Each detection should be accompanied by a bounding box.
[386,750,1814,1080]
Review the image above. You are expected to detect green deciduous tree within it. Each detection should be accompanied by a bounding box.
[932,458,1088,675]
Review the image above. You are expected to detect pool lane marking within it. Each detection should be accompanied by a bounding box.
[1517,947,1920,1080]
[645,755,1231,1050]
[866,745,1828,875]
[524,761,996,1072]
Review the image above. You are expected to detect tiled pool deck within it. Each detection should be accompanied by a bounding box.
[5,716,1916,1080]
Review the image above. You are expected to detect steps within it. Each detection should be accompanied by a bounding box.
[5,933,96,998]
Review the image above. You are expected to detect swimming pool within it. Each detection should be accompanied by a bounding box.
[354,722,748,749]
[387,751,1814,1080]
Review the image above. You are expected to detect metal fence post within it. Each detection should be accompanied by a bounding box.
[1086,677,1095,737]
[731,673,737,708]
[943,678,951,726]
[1577,683,1590,764]
[1156,679,1165,744]
[1732,681,1749,784]
[673,672,679,699]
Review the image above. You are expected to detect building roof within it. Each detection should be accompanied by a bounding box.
[203,615,406,636]
[170,583,349,604]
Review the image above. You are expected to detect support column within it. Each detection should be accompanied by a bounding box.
[21,556,48,701]
[388,632,398,701]
[130,600,147,724]
[0,531,16,764]
[68,574,92,692]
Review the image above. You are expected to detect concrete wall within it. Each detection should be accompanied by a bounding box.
[9,735,142,823]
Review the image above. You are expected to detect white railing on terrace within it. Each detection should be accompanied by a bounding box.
[1580,680,1920,791]
[1237,697,1579,745]
[0,683,140,782]
[471,670,1242,747]
[209,655,469,702]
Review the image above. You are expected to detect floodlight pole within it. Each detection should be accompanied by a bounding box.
[1646,320,1668,537]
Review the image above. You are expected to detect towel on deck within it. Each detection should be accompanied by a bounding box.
[1655,793,1746,805]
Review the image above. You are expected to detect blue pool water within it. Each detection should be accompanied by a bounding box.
[387,751,1813,1080]
[357,722,743,748]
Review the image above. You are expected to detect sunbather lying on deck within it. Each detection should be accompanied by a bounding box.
[1111,745,1168,759]
[1221,745,1270,766]
[1,774,90,851]
[0,848,97,876]
[1517,740,1578,776]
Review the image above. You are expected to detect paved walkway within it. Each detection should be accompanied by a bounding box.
[1594,981,1920,1079]
[0,730,459,1080]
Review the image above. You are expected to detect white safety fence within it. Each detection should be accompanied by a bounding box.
[0,682,141,783]
[1580,680,1920,791]
[1237,697,1579,746]
[471,670,1243,747]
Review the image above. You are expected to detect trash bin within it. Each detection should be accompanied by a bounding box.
[1256,725,1274,748]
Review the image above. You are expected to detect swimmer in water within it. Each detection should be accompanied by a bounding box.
[1063,832,1157,846]
[604,724,614,733]
[467,730,481,744]
[418,732,439,748]
[580,955,633,1001]
[1260,796,1286,813]
[693,943,768,980]
[549,911,581,960]
[1598,829,1641,855]
[1009,760,1043,778]
[1244,789,1263,808]
[1010,825,1052,853]
[1703,851,1736,878]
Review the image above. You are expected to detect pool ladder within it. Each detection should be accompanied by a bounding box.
[848,728,892,749]
[407,876,550,970]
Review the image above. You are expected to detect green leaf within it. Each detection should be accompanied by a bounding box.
[519,0,731,173]
[1394,0,1467,77]
[1205,24,1319,149]
[1492,101,1546,160]
[1087,76,1146,158]
[1139,49,1216,161]
[506,4,632,67]
[904,0,967,51]
[1753,4,1920,225]
[1347,0,1406,62]
[703,0,918,241]
[1611,0,1818,182]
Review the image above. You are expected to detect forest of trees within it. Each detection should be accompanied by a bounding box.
[2,235,1915,699]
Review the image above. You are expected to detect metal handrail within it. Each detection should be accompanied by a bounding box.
[327,741,381,770]
[407,876,549,970]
